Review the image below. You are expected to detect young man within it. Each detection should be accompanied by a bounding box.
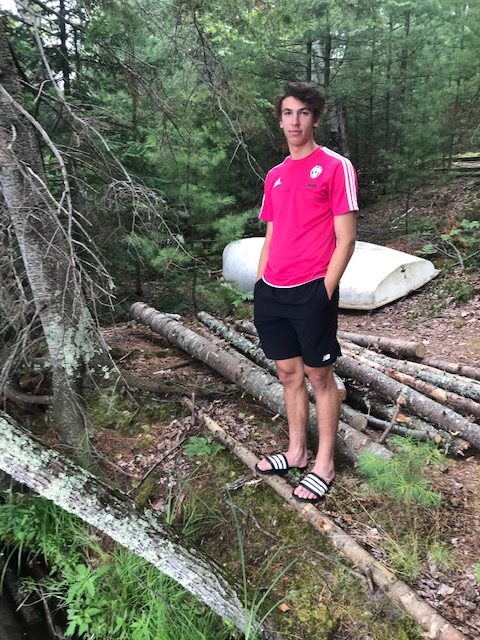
[253,81,358,503]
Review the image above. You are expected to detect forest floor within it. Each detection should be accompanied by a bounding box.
[100,314,480,640]
[94,176,480,640]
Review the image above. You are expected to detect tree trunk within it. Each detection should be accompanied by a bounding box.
[393,11,410,153]
[343,350,480,418]
[363,414,455,444]
[196,407,467,640]
[342,342,480,402]
[306,39,312,81]
[0,21,115,465]
[335,357,480,449]
[131,303,391,463]
[420,357,480,382]
[385,16,393,150]
[345,388,470,455]
[0,411,263,639]
[338,330,426,359]
[58,0,71,96]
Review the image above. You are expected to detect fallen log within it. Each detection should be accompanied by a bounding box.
[191,403,467,640]
[420,357,480,382]
[1,383,52,406]
[235,319,259,337]
[343,350,480,419]
[340,342,480,403]
[0,411,264,638]
[197,311,347,401]
[335,356,480,449]
[120,369,230,398]
[337,330,426,360]
[345,389,470,455]
[364,414,435,441]
[340,403,368,431]
[131,303,391,463]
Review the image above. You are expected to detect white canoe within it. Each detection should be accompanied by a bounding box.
[222,238,439,310]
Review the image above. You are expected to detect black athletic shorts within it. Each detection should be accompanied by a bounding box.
[253,277,341,368]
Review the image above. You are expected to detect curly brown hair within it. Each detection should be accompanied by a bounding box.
[273,82,326,120]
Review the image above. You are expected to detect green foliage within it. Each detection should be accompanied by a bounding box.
[227,496,294,640]
[5,0,480,327]
[184,436,224,458]
[475,562,480,583]
[441,277,476,304]
[195,280,253,317]
[211,209,258,253]
[427,541,455,573]
[358,437,444,508]
[86,391,136,434]
[86,392,187,436]
[0,494,231,640]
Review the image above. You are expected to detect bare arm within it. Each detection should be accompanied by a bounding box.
[256,221,274,281]
[324,212,357,299]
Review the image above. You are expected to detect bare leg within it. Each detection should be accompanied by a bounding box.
[293,364,339,500]
[256,356,309,471]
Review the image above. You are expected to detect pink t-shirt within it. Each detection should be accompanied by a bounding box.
[259,146,358,287]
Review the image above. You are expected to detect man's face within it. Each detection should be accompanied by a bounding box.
[280,96,318,149]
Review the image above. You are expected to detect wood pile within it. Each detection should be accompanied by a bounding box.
[130,303,480,458]
[236,318,480,456]
[129,303,474,640]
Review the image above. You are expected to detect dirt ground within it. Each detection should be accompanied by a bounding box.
[338,283,480,364]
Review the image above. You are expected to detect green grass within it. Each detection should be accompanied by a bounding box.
[0,494,232,640]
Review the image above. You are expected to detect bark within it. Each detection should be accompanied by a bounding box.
[0,21,115,465]
[306,39,312,82]
[385,16,393,150]
[194,406,467,640]
[197,311,347,401]
[131,303,391,463]
[345,389,470,455]
[58,0,71,96]
[338,331,426,359]
[1,383,52,406]
[235,319,258,337]
[420,357,480,382]
[343,350,480,419]
[0,411,263,638]
[335,357,480,450]
[364,414,451,443]
[121,369,229,398]
[340,403,368,431]
[342,342,480,402]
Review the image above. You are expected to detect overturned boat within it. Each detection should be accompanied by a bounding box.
[222,238,439,310]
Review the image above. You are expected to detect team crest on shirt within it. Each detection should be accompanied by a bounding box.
[310,165,323,178]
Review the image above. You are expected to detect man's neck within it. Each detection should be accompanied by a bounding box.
[288,141,318,160]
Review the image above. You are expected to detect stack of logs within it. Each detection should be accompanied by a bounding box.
[130,303,480,460]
